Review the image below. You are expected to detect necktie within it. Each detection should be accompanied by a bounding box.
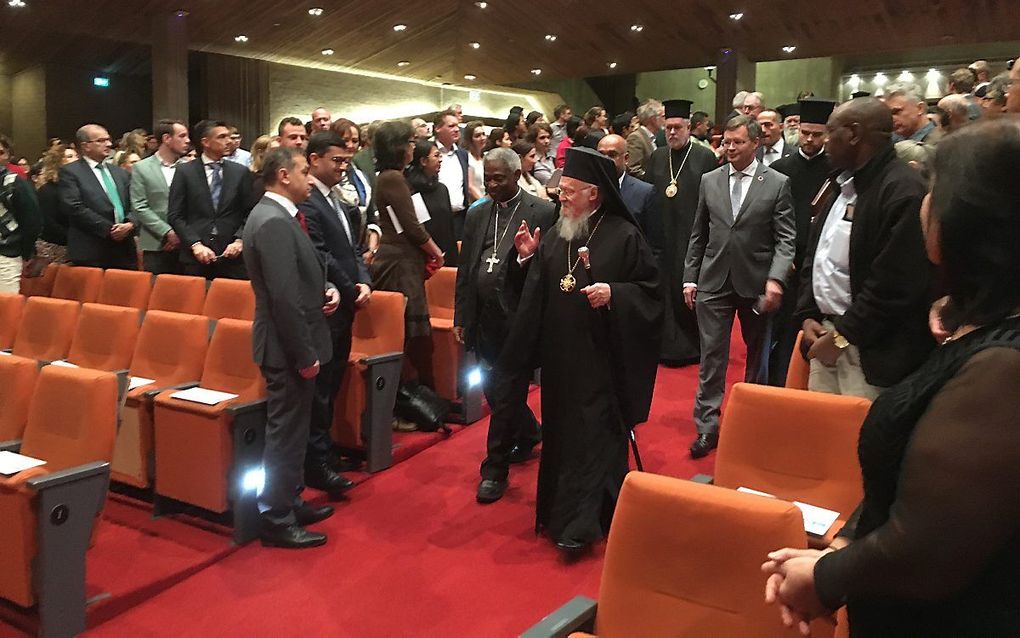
[349,169,366,206]
[208,161,223,210]
[98,163,125,222]
[296,211,309,235]
[328,191,354,245]
[731,171,744,221]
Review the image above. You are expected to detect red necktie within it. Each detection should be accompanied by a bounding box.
[296,211,309,235]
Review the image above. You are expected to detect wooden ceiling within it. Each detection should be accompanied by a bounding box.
[2,0,1020,84]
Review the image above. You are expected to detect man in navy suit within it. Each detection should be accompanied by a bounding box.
[60,124,138,269]
[596,134,655,225]
[433,109,471,239]
[299,131,372,497]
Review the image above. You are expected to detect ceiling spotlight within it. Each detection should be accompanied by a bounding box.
[321,48,334,56]
[393,24,407,32]
[308,7,323,16]
[175,9,189,17]
[782,45,796,53]
[607,61,618,69]
[469,41,480,49]
[397,60,411,67]
[234,34,249,43]
[728,12,744,20]
[474,1,488,7]
[464,74,477,81]
[544,34,558,42]
[531,68,542,75]
[704,65,717,71]
[8,0,26,6]
[630,24,644,32]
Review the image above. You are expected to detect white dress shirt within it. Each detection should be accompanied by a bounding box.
[262,191,298,218]
[225,148,252,168]
[641,126,658,151]
[84,156,115,198]
[761,137,785,167]
[437,142,465,212]
[313,175,353,244]
[201,153,223,188]
[812,171,855,316]
[728,158,759,213]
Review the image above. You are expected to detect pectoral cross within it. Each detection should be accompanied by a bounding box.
[485,254,500,273]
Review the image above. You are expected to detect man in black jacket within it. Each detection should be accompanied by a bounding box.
[168,120,255,279]
[796,97,934,398]
[455,147,556,504]
[0,136,41,292]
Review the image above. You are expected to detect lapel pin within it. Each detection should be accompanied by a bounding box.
[757,175,764,182]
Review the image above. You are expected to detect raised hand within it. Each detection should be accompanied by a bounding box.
[514,220,541,259]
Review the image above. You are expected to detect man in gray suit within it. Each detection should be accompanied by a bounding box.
[243,147,340,549]
[625,99,663,179]
[683,115,796,458]
[130,119,190,274]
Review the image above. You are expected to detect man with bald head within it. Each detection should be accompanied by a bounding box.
[756,109,795,166]
[937,93,972,135]
[597,134,654,225]
[310,108,332,132]
[795,97,933,399]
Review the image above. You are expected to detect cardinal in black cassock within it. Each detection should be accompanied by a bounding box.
[643,99,719,365]
[501,147,662,555]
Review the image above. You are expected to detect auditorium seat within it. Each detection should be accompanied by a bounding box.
[152,319,266,543]
[333,290,404,472]
[11,297,80,362]
[147,273,207,314]
[426,266,483,423]
[523,472,833,638]
[786,331,810,390]
[98,268,153,310]
[111,310,210,489]
[712,383,871,548]
[202,277,255,321]
[65,303,142,373]
[19,262,62,297]
[0,365,118,637]
[0,292,24,350]
[51,265,104,303]
[0,354,40,444]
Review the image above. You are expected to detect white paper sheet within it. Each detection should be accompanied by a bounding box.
[410,192,432,224]
[386,205,403,235]
[49,360,79,368]
[0,450,47,476]
[0,350,11,356]
[736,487,840,536]
[169,387,239,405]
[128,376,156,391]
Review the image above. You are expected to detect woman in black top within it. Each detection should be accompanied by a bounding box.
[405,139,458,267]
[34,143,77,264]
[763,118,1020,636]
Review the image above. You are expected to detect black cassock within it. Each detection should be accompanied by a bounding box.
[643,141,719,364]
[502,209,662,544]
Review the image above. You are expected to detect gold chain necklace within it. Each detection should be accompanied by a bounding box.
[560,212,606,293]
[665,142,693,198]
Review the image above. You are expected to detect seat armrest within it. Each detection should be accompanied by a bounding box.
[359,352,402,366]
[690,473,714,485]
[26,461,110,491]
[520,595,597,638]
[142,380,199,399]
[0,438,21,452]
[226,398,268,417]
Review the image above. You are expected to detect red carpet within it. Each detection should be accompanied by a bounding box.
[1,340,747,638]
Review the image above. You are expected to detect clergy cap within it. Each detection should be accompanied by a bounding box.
[562,146,638,226]
[777,103,800,120]
[850,90,871,99]
[663,99,693,119]
[798,98,837,125]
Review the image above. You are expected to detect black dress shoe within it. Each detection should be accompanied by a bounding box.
[689,433,719,459]
[259,523,327,549]
[476,479,507,504]
[507,444,536,464]
[294,503,334,526]
[305,461,355,495]
[555,538,590,556]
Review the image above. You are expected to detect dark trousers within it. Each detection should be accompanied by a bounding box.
[308,316,353,465]
[767,286,799,386]
[183,257,247,280]
[142,250,183,275]
[259,364,315,526]
[693,284,771,434]
[73,253,137,271]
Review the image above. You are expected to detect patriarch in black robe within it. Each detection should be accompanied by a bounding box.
[502,146,662,555]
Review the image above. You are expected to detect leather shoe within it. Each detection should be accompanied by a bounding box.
[259,523,327,549]
[689,433,719,459]
[555,538,590,556]
[476,479,507,504]
[294,503,334,526]
[305,461,355,495]
[507,444,536,464]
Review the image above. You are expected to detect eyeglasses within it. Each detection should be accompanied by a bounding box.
[1008,58,1015,71]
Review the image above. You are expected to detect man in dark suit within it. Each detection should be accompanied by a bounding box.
[433,110,471,239]
[168,119,255,279]
[60,124,138,269]
[596,134,655,226]
[242,147,340,549]
[299,131,373,495]
[756,110,797,167]
[455,147,556,504]
[683,115,796,458]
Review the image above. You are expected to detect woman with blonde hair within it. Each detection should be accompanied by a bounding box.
[33,142,78,264]
[249,135,278,173]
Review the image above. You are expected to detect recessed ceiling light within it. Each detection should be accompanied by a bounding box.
[397,60,411,67]
[464,74,477,81]
[607,61,618,69]
[308,7,323,16]
[630,24,644,32]
[474,1,488,7]
[469,41,480,49]
[175,9,188,17]
[393,24,407,32]
[782,45,796,53]
[531,68,542,75]
[544,34,558,42]
[321,48,334,56]
[704,65,717,71]
[234,34,248,43]
[8,0,26,7]
[729,12,744,20]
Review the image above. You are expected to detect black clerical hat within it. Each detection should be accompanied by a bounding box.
[798,98,837,125]
[776,103,799,120]
[562,146,638,226]
[850,90,871,99]
[663,99,693,119]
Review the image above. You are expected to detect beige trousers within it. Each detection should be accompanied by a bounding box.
[0,255,22,294]
[807,320,884,400]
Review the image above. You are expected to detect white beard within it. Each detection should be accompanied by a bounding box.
[557,213,591,242]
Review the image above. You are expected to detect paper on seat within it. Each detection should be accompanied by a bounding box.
[49,360,79,368]
[0,450,47,476]
[169,387,239,405]
[128,376,156,391]
[737,487,840,536]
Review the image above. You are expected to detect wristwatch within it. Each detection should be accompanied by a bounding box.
[831,328,850,350]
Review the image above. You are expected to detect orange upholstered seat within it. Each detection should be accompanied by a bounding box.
[12,297,80,361]
[147,273,207,314]
[153,319,265,515]
[19,262,62,297]
[98,268,153,310]
[786,331,810,390]
[51,265,104,303]
[202,277,255,321]
[0,292,24,350]
[426,267,459,400]
[0,354,40,442]
[714,383,871,547]
[111,310,210,488]
[65,303,141,372]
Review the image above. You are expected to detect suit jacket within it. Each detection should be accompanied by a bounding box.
[167,157,255,263]
[684,161,796,298]
[619,173,655,228]
[625,128,655,178]
[242,195,332,370]
[129,153,177,252]
[300,187,371,318]
[59,158,137,265]
[756,138,797,165]
[454,190,557,350]
[795,144,934,387]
